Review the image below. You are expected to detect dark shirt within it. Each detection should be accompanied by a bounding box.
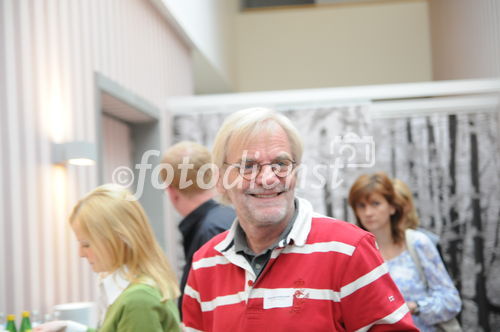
[178,199,235,314]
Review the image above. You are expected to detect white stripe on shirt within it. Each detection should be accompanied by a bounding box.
[355,302,410,332]
[278,241,355,256]
[185,286,342,312]
[340,263,389,298]
[192,255,230,270]
[185,263,389,313]
[194,240,355,270]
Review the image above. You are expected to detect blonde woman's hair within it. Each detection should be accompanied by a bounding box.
[160,141,214,196]
[212,107,303,204]
[393,178,420,229]
[69,184,180,301]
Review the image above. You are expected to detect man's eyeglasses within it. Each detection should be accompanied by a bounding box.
[223,159,297,180]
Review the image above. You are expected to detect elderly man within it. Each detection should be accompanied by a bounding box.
[182,108,417,331]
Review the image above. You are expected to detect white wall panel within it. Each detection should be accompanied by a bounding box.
[4,0,24,315]
[429,0,500,79]
[160,0,237,93]
[102,115,132,184]
[0,0,192,321]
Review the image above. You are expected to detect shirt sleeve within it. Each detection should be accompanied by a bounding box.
[339,234,418,331]
[116,295,181,332]
[414,234,462,324]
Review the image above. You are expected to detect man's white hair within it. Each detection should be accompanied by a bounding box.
[212,107,303,204]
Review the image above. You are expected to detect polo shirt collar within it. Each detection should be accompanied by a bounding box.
[286,197,313,246]
[215,196,313,254]
[233,199,298,255]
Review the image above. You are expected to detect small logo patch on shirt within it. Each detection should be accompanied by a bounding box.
[388,295,395,302]
[290,279,309,313]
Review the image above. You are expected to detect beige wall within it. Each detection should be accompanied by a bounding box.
[0,0,192,321]
[235,0,432,92]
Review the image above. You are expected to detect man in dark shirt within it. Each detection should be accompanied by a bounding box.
[160,141,235,315]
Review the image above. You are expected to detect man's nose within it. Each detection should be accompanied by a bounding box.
[256,164,280,187]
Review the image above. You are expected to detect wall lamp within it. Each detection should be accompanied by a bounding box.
[52,141,97,166]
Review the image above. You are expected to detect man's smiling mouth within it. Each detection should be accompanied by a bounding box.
[249,190,286,198]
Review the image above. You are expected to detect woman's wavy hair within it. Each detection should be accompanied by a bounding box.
[392,178,420,230]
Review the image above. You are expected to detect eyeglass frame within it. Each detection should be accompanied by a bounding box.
[223,158,297,181]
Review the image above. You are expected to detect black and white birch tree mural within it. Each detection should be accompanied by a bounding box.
[173,105,500,331]
[372,111,500,331]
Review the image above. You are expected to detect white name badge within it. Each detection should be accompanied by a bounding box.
[263,289,294,309]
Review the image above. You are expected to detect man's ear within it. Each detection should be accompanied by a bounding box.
[167,186,179,202]
[215,174,226,195]
[210,165,224,195]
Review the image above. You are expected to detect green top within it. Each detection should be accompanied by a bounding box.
[88,283,181,332]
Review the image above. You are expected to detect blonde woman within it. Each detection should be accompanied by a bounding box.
[35,184,181,332]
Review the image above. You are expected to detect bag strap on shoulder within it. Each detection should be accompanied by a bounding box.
[405,228,428,289]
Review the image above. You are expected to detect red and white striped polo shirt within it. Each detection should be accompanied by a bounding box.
[182,197,417,331]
